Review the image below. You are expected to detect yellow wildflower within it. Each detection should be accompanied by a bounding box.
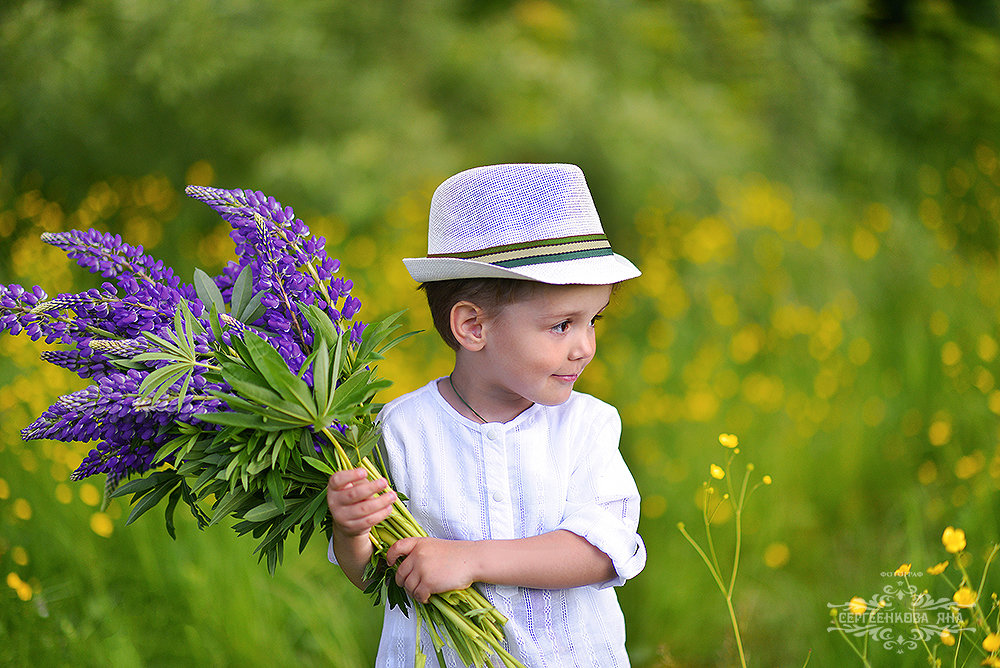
[848,596,867,615]
[710,464,725,480]
[983,658,1000,668]
[927,561,949,575]
[943,526,967,553]
[894,563,912,576]
[954,586,977,607]
[940,630,955,646]
[718,433,739,448]
[985,633,1000,653]
[762,475,772,485]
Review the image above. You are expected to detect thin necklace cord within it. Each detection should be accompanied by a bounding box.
[448,375,488,424]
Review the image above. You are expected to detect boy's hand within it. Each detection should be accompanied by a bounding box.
[326,469,397,538]
[387,537,478,603]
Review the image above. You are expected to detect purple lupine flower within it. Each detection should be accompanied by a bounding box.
[6,183,373,489]
[185,186,364,371]
[42,230,201,324]
[26,366,227,483]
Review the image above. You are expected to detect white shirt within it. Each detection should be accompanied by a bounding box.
[331,379,646,667]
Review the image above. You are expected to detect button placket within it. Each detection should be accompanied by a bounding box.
[482,425,513,541]
[482,425,517,602]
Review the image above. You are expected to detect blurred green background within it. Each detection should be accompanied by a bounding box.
[3,1,1000,665]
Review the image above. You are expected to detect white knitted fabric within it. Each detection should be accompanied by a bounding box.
[404,164,641,284]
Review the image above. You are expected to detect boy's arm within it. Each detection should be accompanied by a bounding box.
[386,530,615,604]
[327,469,397,589]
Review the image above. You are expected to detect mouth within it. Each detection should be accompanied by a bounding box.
[553,373,580,383]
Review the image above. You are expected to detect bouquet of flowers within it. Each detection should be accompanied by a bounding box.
[0,186,524,668]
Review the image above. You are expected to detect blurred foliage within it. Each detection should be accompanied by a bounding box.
[2,1,1000,666]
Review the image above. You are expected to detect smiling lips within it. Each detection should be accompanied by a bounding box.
[553,373,580,382]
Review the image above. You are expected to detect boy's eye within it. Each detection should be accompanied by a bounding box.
[552,320,571,333]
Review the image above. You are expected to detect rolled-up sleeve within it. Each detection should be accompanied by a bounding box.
[554,410,646,588]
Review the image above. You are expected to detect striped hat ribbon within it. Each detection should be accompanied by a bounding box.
[428,233,612,268]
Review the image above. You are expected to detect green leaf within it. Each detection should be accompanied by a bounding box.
[208,300,225,345]
[196,411,267,430]
[218,376,312,422]
[239,291,266,324]
[329,369,389,416]
[330,330,345,385]
[243,332,316,413]
[302,456,335,476]
[164,486,182,539]
[209,489,253,527]
[194,267,226,314]
[243,501,282,522]
[172,302,189,356]
[266,469,285,512]
[231,263,253,316]
[125,476,182,526]
[228,333,257,374]
[132,351,181,364]
[178,299,206,349]
[297,347,320,379]
[375,328,420,358]
[298,520,316,554]
[176,372,192,407]
[298,303,341,348]
[111,471,175,498]
[354,310,407,364]
[109,358,145,370]
[140,331,186,358]
[142,366,186,402]
[312,337,330,415]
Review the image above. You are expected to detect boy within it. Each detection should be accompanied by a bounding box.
[328,163,646,666]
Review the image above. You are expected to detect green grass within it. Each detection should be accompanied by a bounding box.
[0,443,380,667]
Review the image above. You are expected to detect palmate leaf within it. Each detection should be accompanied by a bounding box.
[122,308,417,579]
[242,332,315,411]
[218,374,313,422]
[138,363,189,403]
[330,369,391,417]
[135,300,209,404]
[354,310,410,365]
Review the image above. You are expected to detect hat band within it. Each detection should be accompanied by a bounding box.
[428,234,613,268]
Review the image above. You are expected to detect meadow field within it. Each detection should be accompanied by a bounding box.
[3,2,1000,666]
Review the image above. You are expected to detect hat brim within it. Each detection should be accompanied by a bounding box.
[402,253,641,285]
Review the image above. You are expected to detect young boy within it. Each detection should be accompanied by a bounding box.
[327,163,646,666]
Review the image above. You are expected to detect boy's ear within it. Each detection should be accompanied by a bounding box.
[450,301,486,351]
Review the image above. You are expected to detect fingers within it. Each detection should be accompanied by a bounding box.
[328,469,390,501]
[393,551,430,604]
[326,469,397,536]
[386,536,416,566]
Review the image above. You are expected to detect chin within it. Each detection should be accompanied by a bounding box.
[535,390,574,406]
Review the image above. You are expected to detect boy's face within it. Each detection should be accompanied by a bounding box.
[477,283,613,409]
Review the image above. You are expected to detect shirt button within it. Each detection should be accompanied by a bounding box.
[492,491,503,503]
[486,429,499,441]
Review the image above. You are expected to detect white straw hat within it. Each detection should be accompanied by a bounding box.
[403,163,641,285]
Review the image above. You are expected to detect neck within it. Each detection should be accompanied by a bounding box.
[444,364,532,424]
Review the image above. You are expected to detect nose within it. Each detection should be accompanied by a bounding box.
[570,327,596,361]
